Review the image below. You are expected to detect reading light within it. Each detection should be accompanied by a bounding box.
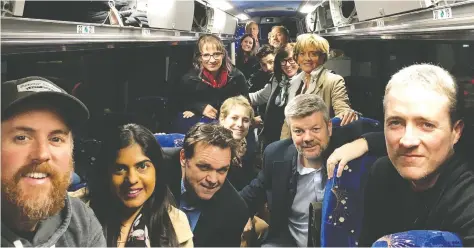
[208,0,233,11]
[300,4,317,13]
[236,13,250,21]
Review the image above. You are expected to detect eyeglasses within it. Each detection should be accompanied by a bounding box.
[201,52,224,61]
[280,58,296,66]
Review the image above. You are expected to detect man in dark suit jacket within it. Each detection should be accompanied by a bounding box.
[240,94,384,246]
[163,123,249,247]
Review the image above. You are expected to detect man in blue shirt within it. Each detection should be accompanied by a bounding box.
[172,123,249,247]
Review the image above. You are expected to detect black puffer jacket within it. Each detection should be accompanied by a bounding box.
[176,67,249,115]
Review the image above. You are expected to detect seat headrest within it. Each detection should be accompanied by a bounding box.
[155,133,185,147]
[162,147,181,158]
[372,230,462,247]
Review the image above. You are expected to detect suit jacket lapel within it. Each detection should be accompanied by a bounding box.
[271,144,299,217]
[308,68,325,95]
[288,71,305,101]
[192,180,229,244]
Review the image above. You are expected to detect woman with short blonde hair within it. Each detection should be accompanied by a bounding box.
[219,96,257,191]
[282,33,357,139]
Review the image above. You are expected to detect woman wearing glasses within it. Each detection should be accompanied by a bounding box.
[249,43,300,149]
[176,34,249,133]
[281,33,358,139]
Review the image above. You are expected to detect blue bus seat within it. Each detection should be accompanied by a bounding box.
[372,230,462,247]
[321,155,378,247]
[154,133,185,148]
[318,117,381,247]
[171,112,216,134]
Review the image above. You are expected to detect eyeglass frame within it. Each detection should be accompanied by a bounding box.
[200,52,224,61]
[280,57,296,66]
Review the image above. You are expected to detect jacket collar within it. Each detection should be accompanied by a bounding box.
[1,196,72,247]
[187,67,238,83]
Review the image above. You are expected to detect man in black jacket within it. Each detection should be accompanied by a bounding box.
[164,122,249,247]
[240,94,384,246]
[355,64,474,246]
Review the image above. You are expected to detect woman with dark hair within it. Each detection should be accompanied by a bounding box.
[249,43,300,149]
[236,34,259,80]
[89,123,193,247]
[176,34,249,133]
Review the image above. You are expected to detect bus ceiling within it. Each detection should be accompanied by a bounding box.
[1,0,474,55]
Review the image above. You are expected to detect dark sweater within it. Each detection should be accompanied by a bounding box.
[359,154,474,246]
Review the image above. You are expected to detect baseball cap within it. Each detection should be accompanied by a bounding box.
[2,76,90,127]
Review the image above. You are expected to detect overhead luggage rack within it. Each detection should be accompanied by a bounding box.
[1,17,235,55]
[317,0,474,40]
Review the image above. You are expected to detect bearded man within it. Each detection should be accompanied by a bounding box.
[1,77,106,247]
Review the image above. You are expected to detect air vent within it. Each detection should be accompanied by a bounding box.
[329,0,357,26]
[192,0,211,32]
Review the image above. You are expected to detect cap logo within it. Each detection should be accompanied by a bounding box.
[17,80,63,93]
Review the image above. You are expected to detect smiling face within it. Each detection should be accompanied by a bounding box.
[289,111,332,161]
[241,36,254,53]
[180,142,231,200]
[384,85,463,184]
[110,143,156,210]
[1,108,73,221]
[220,105,251,140]
[297,45,325,74]
[280,51,299,78]
[269,28,287,48]
[200,43,224,73]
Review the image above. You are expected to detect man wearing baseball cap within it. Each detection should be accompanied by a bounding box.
[1,76,106,247]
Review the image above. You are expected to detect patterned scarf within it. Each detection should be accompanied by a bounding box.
[201,69,229,88]
[275,75,292,107]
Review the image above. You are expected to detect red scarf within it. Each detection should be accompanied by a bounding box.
[202,69,229,88]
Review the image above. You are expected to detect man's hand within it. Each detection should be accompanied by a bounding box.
[337,109,359,126]
[243,218,253,233]
[327,138,369,179]
[254,116,263,126]
[202,105,218,119]
[183,111,195,118]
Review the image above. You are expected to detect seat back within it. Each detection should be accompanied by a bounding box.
[372,230,462,247]
[319,117,381,247]
[321,154,378,247]
[154,133,185,148]
[170,113,216,134]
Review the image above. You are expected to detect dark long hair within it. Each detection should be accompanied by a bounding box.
[89,123,178,247]
[274,43,297,82]
[238,34,256,56]
[236,34,256,69]
[192,34,233,73]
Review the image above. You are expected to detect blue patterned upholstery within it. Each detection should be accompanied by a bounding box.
[320,117,381,247]
[331,117,380,128]
[372,230,462,247]
[321,154,378,247]
[154,133,185,148]
[171,113,216,134]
